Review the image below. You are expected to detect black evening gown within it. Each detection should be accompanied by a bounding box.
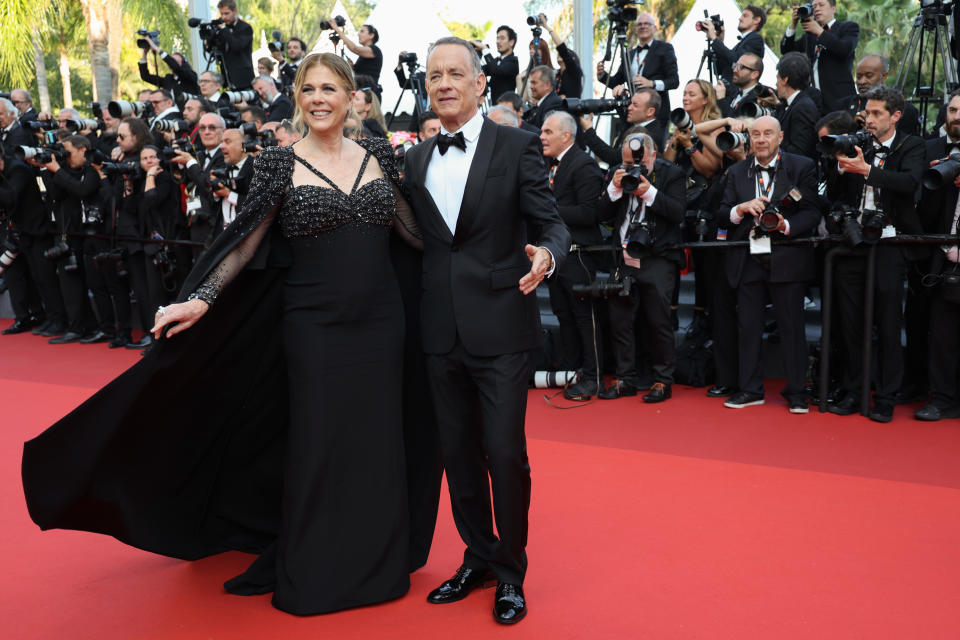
[22,140,441,616]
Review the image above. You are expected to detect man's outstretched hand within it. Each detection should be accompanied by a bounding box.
[519,244,553,295]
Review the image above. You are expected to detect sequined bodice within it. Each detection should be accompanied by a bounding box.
[279,151,395,239]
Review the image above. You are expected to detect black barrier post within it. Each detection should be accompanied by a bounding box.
[819,246,851,412]
[860,244,877,416]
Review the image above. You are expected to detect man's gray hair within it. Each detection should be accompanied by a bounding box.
[204,70,224,85]
[12,88,33,105]
[488,105,519,126]
[59,107,79,119]
[544,110,576,137]
[254,75,277,90]
[0,98,17,117]
[199,112,227,128]
[533,65,555,86]
[861,53,890,74]
[623,132,656,155]
[426,36,483,75]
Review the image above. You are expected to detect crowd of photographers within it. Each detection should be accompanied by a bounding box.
[2,0,960,422]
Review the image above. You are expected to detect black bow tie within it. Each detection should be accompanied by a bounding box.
[637,44,650,51]
[548,157,560,167]
[946,141,960,155]
[757,163,777,173]
[437,131,466,155]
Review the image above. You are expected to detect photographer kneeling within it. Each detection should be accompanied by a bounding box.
[597,131,685,402]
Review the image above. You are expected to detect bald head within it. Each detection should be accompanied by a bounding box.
[749,116,783,164]
[636,13,656,43]
[856,55,889,95]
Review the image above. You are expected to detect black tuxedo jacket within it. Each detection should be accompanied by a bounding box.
[920,136,960,234]
[528,91,563,129]
[219,19,255,89]
[1,122,35,151]
[403,117,570,356]
[721,152,821,286]
[600,40,679,122]
[18,109,38,126]
[780,20,859,112]
[265,94,294,122]
[711,30,765,84]
[279,60,299,90]
[580,119,666,166]
[550,145,604,246]
[185,148,227,222]
[839,93,920,136]
[483,53,519,103]
[138,54,201,96]
[597,158,686,266]
[228,155,254,210]
[43,163,101,237]
[776,92,820,160]
[0,157,47,236]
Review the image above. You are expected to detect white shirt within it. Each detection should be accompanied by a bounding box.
[860,131,895,213]
[628,42,665,92]
[729,155,792,235]
[608,176,659,267]
[425,111,484,234]
[221,155,248,225]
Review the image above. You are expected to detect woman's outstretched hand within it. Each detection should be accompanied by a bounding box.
[151,299,210,339]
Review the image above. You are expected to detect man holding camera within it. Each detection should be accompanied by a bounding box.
[138,38,201,98]
[199,71,233,110]
[331,23,383,86]
[212,128,253,229]
[596,13,679,128]
[526,66,563,130]
[273,37,307,92]
[252,75,294,123]
[721,116,820,413]
[579,88,664,164]
[781,0,859,113]
[212,0,254,89]
[474,26,519,106]
[840,55,920,136]
[538,111,605,400]
[825,87,924,422]
[700,6,766,86]
[774,53,820,160]
[10,89,38,125]
[171,113,226,255]
[725,54,769,117]
[596,131,685,402]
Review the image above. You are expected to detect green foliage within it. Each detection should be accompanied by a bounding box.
[0,0,49,88]
[442,20,494,42]
[242,0,375,51]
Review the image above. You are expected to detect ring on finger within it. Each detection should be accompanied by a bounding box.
[157,305,166,316]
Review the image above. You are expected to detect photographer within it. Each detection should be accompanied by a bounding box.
[212,127,252,228]
[140,145,183,303]
[723,54,773,117]
[473,25,519,105]
[781,0,859,113]
[10,89,38,125]
[825,87,924,422]
[252,75,293,123]
[596,12,679,128]
[721,116,820,414]
[330,23,383,86]
[1,98,34,151]
[35,135,100,343]
[198,71,233,110]
[495,92,541,134]
[273,37,307,91]
[597,131,685,402]
[274,119,301,147]
[171,112,226,256]
[537,14,583,99]
[774,53,820,160]
[579,88,664,164]
[526,66,563,129]
[699,6,765,86]
[148,89,183,144]
[138,37,201,97]
[417,110,441,142]
[211,0,255,89]
[538,111,605,401]
[840,55,920,136]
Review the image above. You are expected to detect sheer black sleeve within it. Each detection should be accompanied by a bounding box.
[357,137,422,249]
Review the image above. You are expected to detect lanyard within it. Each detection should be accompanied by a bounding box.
[755,154,780,200]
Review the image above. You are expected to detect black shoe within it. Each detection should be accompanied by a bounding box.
[426,566,494,604]
[493,582,526,625]
[598,379,637,399]
[31,320,52,336]
[109,333,132,348]
[48,331,84,344]
[40,323,66,338]
[724,391,765,409]
[706,384,736,398]
[80,330,115,344]
[643,382,672,403]
[563,378,600,401]
[125,335,153,349]
[869,401,894,423]
[2,318,35,335]
[895,385,928,405]
[828,392,859,416]
[914,403,960,421]
[788,397,810,414]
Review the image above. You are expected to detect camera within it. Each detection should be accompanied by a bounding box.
[670,107,695,133]
[531,370,577,388]
[797,3,815,20]
[0,232,19,277]
[43,240,72,260]
[136,29,160,50]
[89,101,103,119]
[268,30,284,54]
[162,139,199,160]
[561,95,630,115]
[693,209,714,241]
[152,246,178,289]
[526,15,545,26]
[717,130,750,152]
[92,248,129,278]
[399,52,418,65]
[108,100,154,119]
[82,202,104,227]
[101,160,140,178]
[15,145,66,164]
[152,118,190,134]
[739,102,773,119]
[224,89,258,105]
[572,273,635,298]
[923,153,960,190]
[620,135,649,193]
[320,15,346,30]
[606,0,641,25]
[756,187,803,234]
[24,120,58,132]
[696,10,723,32]
[818,130,875,158]
[188,17,224,43]
[257,128,277,149]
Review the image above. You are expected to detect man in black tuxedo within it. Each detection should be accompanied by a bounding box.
[526,66,563,129]
[724,54,771,117]
[273,37,307,93]
[402,37,569,625]
[596,132,685,403]
[721,116,821,413]
[138,38,201,97]
[825,87,925,422]
[579,88,665,163]
[171,113,227,256]
[10,89,38,126]
[496,92,540,135]
[701,5,766,85]
[839,55,920,136]
[780,0,859,113]
[0,98,34,151]
[596,12,679,127]
[476,25,519,105]
[214,0,254,89]
[538,111,605,400]
[147,90,184,146]
[774,53,820,160]
[211,128,253,229]
[198,71,234,110]
[252,75,293,123]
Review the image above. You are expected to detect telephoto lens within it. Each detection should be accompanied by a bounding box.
[670,107,693,132]
[717,130,749,152]
[797,3,814,19]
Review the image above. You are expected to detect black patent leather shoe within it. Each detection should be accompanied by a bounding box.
[426,565,494,604]
[109,333,132,349]
[598,379,637,399]
[3,317,35,335]
[563,378,600,401]
[31,320,52,336]
[915,403,960,421]
[706,384,736,398]
[125,335,154,349]
[828,392,858,416]
[40,323,66,338]
[493,582,526,625]
[642,382,672,403]
[80,330,115,344]
[49,331,84,344]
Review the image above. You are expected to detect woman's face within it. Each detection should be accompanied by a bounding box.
[352,90,371,118]
[140,147,159,172]
[682,82,706,115]
[297,64,352,137]
[258,63,270,76]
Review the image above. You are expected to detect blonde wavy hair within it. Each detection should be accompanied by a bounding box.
[684,79,722,123]
[291,53,357,135]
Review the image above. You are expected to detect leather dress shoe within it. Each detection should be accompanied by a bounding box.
[31,320,52,336]
[49,331,84,344]
[828,392,858,416]
[598,379,637,399]
[3,316,39,335]
[125,335,154,349]
[915,403,960,421]
[40,323,66,338]
[706,384,736,398]
[80,330,115,344]
[493,582,526,625]
[563,378,600,401]
[642,382,671,403]
[427,566,494,604]
[869,401,894,423]
[109,333,132,349]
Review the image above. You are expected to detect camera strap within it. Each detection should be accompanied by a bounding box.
[754,153,779,200]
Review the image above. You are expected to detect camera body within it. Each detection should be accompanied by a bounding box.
[620,136,649,193]
[818,130,875,158]
[399,52,418,65]
[320,15,346,30]
[268,30,284,54]
[92,248,129,278]
[606,0,641,26]
[136,28,160,50]
[15,144,66,164]
[43,240,79,272]
[696,10,724,32]
[162,138,200,160]
[756,187,803,234]
[797,3,815,20]
[102,160,141,178]
[561,95,630,116]
[923,153,960,190]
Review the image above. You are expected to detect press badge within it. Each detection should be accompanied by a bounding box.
[186,195,202,214]
[881,225,897,239]
[749,228,771,254]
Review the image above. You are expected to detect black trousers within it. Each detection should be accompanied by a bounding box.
[736,257,808,399]
[835,246,906,403]
[904,260,931,392]
[3,248,42,320]
[55,241,94,334]
[705,249,739,388]
[82,237,131,334]
[547,252,601,378]
[607,256,677,385]
[928,289,960,407]
[425,339,530,585]
[23,234,67,327]
[127,250,164,331]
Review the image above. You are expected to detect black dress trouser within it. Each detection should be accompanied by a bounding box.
[3,249,42,320]
[23,235,67,327]
[928,289,960,407]
[547,252,601,378]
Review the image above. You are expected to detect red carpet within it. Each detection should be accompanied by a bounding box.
[3,322,960,638]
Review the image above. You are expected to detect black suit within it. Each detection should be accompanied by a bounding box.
[598,158,685,386]
[278,60,300,91]
[776,92,820,160]
[0,157,47,322]
[1,122,35,151]
[710,30,765,84]
[265,94,294,123]
[18,108,38,126]
[828,131,925,403]
[839,93,920,137]
[581,118,665,166]
[780,20,859,112]
[184,148,227,255]
[721,152,821,400]
[403,116,569,586]
[138,54,201,97]
[925,182,960,407]
[218,19,255,89]
[545,145,604,376]
[599,40,679,126]
[482,53,519,103]
[527,91,563,129]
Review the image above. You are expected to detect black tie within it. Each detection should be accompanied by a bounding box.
[436,132,466,155]
[758,164,776,174]
[947,142,960,156]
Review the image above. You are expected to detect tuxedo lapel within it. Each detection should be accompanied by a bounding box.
[453,118,497,242]
[414,135,454,243]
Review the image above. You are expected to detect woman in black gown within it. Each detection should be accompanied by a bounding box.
[22,53,438,616]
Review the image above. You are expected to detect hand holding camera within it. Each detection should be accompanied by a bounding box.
[737,196,770,220]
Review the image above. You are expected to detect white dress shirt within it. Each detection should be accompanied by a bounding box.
[729,155,792,235]
[608,176,659,268]
[220,155,248,226]
[425,111,484,234]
